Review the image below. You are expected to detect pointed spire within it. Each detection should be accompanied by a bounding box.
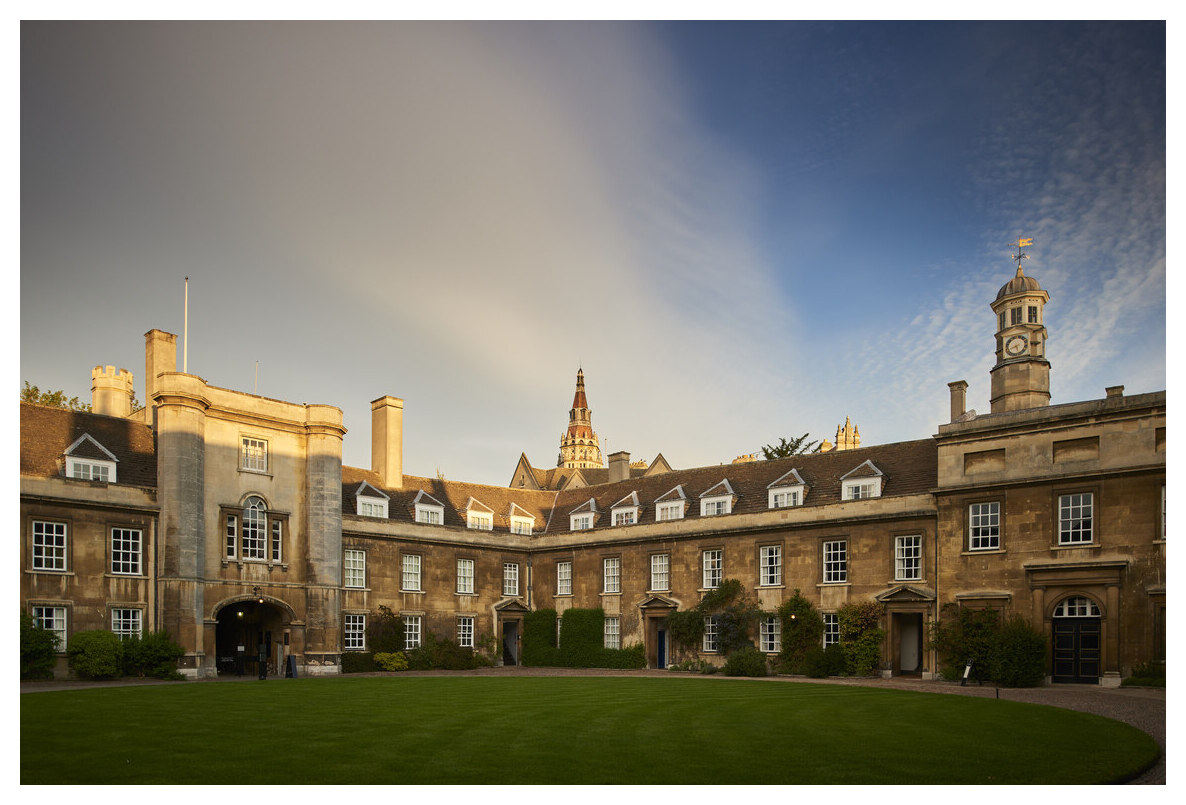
[558,368,603,469]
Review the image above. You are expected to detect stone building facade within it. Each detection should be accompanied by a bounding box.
[20,266,1165,684]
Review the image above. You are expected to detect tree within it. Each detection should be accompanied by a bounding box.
[21,381,91,412]
[761,433,820,459]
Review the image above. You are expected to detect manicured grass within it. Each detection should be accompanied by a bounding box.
[21,676,1158,784]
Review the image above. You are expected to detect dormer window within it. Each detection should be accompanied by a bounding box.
[768,468,807,509]
[611,492,641,527]
[63,434,118,483]
[655,486,688,522]
[509,503,535,535]
[840,461,884,501]
[354,482,389,518]
[569,498,599,531]
[699,480,737,517]
[465,498,495,531]
[413,490,446,525]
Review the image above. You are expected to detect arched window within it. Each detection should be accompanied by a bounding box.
[1053,596,1100,618]
[224,495,285,563]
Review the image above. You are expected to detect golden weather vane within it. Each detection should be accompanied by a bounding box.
[1012,237,1033,273]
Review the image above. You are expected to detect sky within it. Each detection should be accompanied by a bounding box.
[19,20,1167,488]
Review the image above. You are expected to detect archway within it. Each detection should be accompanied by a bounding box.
[214,599,291,677]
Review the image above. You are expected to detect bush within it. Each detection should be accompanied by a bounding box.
[366,606,404,654]
[667,658,718,674]
[340,652,376,673]
[930,604,1001,682]
[121,631,184,680]
[804,644,847,678]
[773,590,824,674]
[373,652,409,671]
[406,633,485,671]
[838,600,885,676]
[21,613,59,680]
[522,608,561,666]
[1122,660,1165,687]
[723,645,769,677]
[67,630,124,680]
[988,615,1047,687]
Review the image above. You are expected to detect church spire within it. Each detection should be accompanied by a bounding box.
[558,368,603,469]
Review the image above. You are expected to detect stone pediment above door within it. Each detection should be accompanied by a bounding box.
[638,594,678,610]
[494,598,530,613]
[876,585,936,604]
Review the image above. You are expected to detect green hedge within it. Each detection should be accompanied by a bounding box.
[121,631,184,680]
[521,608,644,669]
[21,613,59,680]
[341,652,376,673]
[773,590,824,674]
[67,630,123,680]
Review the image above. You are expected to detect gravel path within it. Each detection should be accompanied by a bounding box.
[21,667,1164,784]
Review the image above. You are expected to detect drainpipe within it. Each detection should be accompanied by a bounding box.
[527,558,533,611]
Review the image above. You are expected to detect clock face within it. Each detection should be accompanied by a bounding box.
[1005,335,1028,356]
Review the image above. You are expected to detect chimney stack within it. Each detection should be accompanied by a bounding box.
[608,450,631,483]
[948,380,968,423]
[371,396,404,489]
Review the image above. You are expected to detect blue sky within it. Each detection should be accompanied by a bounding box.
[19,21,1166,486]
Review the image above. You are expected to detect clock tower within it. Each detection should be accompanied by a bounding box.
[989,239,1050,413]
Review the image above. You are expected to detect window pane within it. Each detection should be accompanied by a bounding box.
[32,521,67,571]
[111,528,142,575]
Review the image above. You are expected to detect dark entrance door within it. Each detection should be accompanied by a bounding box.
[657,628,667,669]
[216,601,283,676]
[501,620,519,666]
[1052,618,1100,683]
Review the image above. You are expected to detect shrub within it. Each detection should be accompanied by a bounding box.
[1122,660,1165,687]
[667,658,717,674]
[366,606,404,654]
[21,613,59,680]
[522,608,560,666]
[773,590,824,674]
[723,645,769,677]
[67,630,124,680]
[121,631,184,680]
[666,579,762,665]
[838,600,885,676]
[340,652,376,673]
[373,652,409,671]
[988,615,1047,687]
[804,644,847,678]
[930,604,1001,682]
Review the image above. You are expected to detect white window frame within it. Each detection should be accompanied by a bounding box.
[760,616,781,653]
[357,497,389,518]
[650,553,670,591]
[842,478,882,500]
[1059,492,1094,545]
[556,561,572,596]
[240,436,268,473]
[604,616,620,650]
[969,501,1001,551]
[344,614,366,651]
[32,605,67,651]
[1053,596,1101,618]
[67,457,115,482]
[344,549,366,588]
[699,496,732,517]
[769,487,803,509]
[823,613,839,647]
[656,501,684,522]
[456,558,475,594]
[403,615,422,650]
[503,562,520,596]
[241,496,267,561]
[225,514,238,560]
[467,511,493,531]
[603,557,621,594]
[401,554,422,592]
[111,608,143,640]
[571,513,594,531]
[702,549,723,589]
[895,535,922,581]
[32,520,67,571]
[270,519,283,563]
[612,508,638,526]
[823,539,847,583]
[457,616,475,648]
[702,616,719,653]
[510,516,534,535]
[759,544,782,587]
[110,527,142,575]
[416,504,444,525]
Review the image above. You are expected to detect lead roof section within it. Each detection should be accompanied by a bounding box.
[19,402,158,487]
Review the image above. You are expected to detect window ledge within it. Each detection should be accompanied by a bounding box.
[817,582,852,588]
[1051,542,1099,551]
[401,589,425,594]
[962,548,1006,556]
[27,569,74,576]
[238,468,273,478]
[343,586,370,592]
[553,593,573,598]
[455,591,478,597]
[892,578,927,585]
[756,584,786,590]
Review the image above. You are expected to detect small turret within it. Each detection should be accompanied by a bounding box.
[91,365,135,418]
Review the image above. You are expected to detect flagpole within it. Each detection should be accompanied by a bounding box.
[183,277,189,373]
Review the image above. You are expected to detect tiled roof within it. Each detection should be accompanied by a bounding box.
[20,403,157,488]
